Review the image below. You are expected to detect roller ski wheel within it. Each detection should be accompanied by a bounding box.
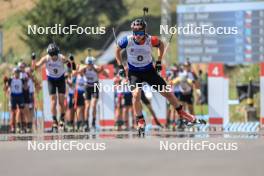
[137,119,146,138]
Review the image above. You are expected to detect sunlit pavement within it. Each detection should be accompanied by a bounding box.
[0,131,263,176]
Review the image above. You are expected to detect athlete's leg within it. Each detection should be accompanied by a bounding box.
[91,98,98,128]
[66,107,74,128]
[66,94,73,123]
[132,88,146,130]
[58,93,66,122]
[23,90,31,132]
[123,93,132,128]
[160,91,195,122]
[129,106,136,128]
[114,94,123,129]
[10,109,16,133]
[57,78,66,126]
[10,96,16,133]
[166,103,171,128]
[76,106,84,131]
[144,69,196,122]
[132,88,142,117]
[16,107,24,133]
[122,106,129,128]
[27,93,35,132]
[188,104,194,114]
[84,100,91,126]
[24,104,32,132]
[128,70,145,130]
[50,94,57,123]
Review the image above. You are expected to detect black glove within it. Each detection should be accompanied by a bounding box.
[69,54,74,61]
[31,52,36,60]
[118,65,126,78]
[155,60,162,73]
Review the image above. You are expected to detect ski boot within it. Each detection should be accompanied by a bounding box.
[186,118,207,127]
[51,121,58,133]
[82,123,90,132]
[137,118,146,137]
[92,118,96,130]
[59,120,65,132]
[176,119,186,131]
[26,128,32,134]
[16,127,21,134]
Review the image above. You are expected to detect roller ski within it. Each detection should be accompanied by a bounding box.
[137,118,146,137]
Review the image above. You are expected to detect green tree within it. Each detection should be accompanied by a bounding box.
[21,0,127,53]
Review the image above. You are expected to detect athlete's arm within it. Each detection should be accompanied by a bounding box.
[3,77,9,92]
[22,79,28,90]
[66,76,74,87]
[61,55,70,64]
[157,41,164,61]
[151,36,165,62]
[115,46,123,66]
[32,56,47,70]
[72,65,86,77]
[96,65,109,77]
[32,75,41,92]
[115,36,128,66]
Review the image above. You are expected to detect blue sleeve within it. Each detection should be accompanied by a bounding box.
[118,36,128,49]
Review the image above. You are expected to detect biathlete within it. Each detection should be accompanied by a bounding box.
[76,56,109,131]
[32,43,72,132]
[115,19,206,136]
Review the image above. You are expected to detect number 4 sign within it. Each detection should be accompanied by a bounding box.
[208,63,229,126]
[208,63,224,77]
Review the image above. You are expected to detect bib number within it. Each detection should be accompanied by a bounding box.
[53,68,58,74]
[15,85,19,90]
[137,55,144,62]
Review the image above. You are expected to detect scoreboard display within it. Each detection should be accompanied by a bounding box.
[177,1,264,63]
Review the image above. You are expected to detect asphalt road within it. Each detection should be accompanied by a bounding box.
[0,132,263,176]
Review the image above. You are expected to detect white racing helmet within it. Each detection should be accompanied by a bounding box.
[13,67,20,73]
[85,56,95,65]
